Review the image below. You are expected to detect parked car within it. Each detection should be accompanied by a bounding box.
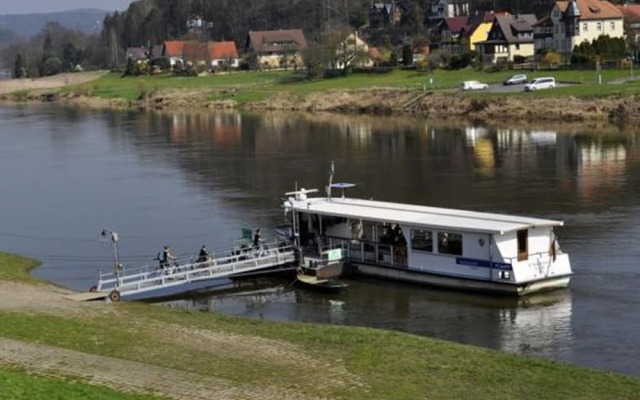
[461,80,489,90]
[524,77,556,92]
[503,74,527,85]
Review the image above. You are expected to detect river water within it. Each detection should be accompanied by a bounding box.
[1,104,639,376]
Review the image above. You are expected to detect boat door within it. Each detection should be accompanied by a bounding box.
[517,229,528,261]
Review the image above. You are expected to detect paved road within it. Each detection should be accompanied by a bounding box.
[463,82,573,93]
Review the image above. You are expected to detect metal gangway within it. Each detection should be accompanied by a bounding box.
[93,240,296,302]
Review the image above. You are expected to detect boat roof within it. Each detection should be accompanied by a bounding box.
[286,196,563,234]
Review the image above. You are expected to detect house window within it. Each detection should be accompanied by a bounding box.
[517,229,528,261]
[610,21,615,31]
[583,23,588,32]
[516,44,520,50]
[437,232,463,256]
[411,229,433,252]
[597,22,602,31]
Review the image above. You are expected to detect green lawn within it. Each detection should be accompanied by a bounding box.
[2,252,640,400]
[0,366,166,400]
[70,68,639,103]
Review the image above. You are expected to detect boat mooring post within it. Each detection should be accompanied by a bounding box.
[101,229,121,286]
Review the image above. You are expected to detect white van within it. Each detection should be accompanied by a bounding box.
[524,77,556,92]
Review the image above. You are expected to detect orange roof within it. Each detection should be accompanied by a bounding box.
[619,4,640,21]
[164,41,187,57]
[557,0,623,20]
[208,41,239,60]
[182,41,207,62]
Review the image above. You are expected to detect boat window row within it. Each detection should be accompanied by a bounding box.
[410,229,463,256]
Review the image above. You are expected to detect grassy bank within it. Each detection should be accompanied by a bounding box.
[2,252,640,399]
[68,68,640,104]
[0,366,165,400]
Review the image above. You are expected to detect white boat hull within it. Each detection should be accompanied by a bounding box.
[351,262,571,296]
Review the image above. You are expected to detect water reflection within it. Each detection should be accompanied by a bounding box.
[160,277,573,359]
[1,104,639,376]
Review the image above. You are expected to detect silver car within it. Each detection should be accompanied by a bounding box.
[503,74,527,85]
[524,77,556,92]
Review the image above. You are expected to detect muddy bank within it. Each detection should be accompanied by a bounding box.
[244,89,640,125]
[2,79,640,125]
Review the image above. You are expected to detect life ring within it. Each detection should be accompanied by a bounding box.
[89,285,97,293]
[108,290,121,302]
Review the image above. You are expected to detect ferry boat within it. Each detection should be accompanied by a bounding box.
[282,174,572,296]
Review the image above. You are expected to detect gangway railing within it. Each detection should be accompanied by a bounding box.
[95,241,296,300]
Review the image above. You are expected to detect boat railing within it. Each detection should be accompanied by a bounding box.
[502,250,556,265]
[95,240,293,293]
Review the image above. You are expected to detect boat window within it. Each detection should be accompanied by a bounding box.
[362,222,375,241]
[322,216,347,233]
[411,229,433,252]
[437,232,463,256]
[517,229,528,261]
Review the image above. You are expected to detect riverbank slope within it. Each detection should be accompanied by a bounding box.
[1,252,640,400]
[1,70,639,125]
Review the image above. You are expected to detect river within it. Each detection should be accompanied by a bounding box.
[1,104,639,376]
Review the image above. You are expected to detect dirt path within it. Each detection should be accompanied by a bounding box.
[0,71,108,95]
[0,281,355,399]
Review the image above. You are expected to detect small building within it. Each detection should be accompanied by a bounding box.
[436,16,470,54]
[246,29,307,69]
[182,41,209,67]
[475,13,537,64]
[367,47,383,66]
[163,41,189,66]
[428,0,470,27]
[208,41,240,69]
[412,45,430,64]
[126,47,148,62]
[369,2,404,28]
[432,11,497,54]
[619,3,640,46]
[186,14,213,33]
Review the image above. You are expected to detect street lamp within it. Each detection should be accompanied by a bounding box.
[100,229,121,279]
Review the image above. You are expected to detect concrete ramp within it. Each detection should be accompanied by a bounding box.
[64,291,108,302]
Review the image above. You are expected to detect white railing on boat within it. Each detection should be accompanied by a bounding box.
[95,241,296,299]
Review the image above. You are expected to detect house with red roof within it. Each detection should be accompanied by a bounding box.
[208,41,240,69]
[548,0,624,59]
[182,41,209,66]
[163,41,190,66]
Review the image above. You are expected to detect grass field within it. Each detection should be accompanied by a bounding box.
[2,253,640,400]
[0,366,165,400]
[71,67,640,104]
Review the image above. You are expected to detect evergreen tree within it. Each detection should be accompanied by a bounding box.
[13,53,25,78]
[402,44,412,66]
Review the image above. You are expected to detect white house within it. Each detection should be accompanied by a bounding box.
[548,0,624,59]
[334,32,374,69]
